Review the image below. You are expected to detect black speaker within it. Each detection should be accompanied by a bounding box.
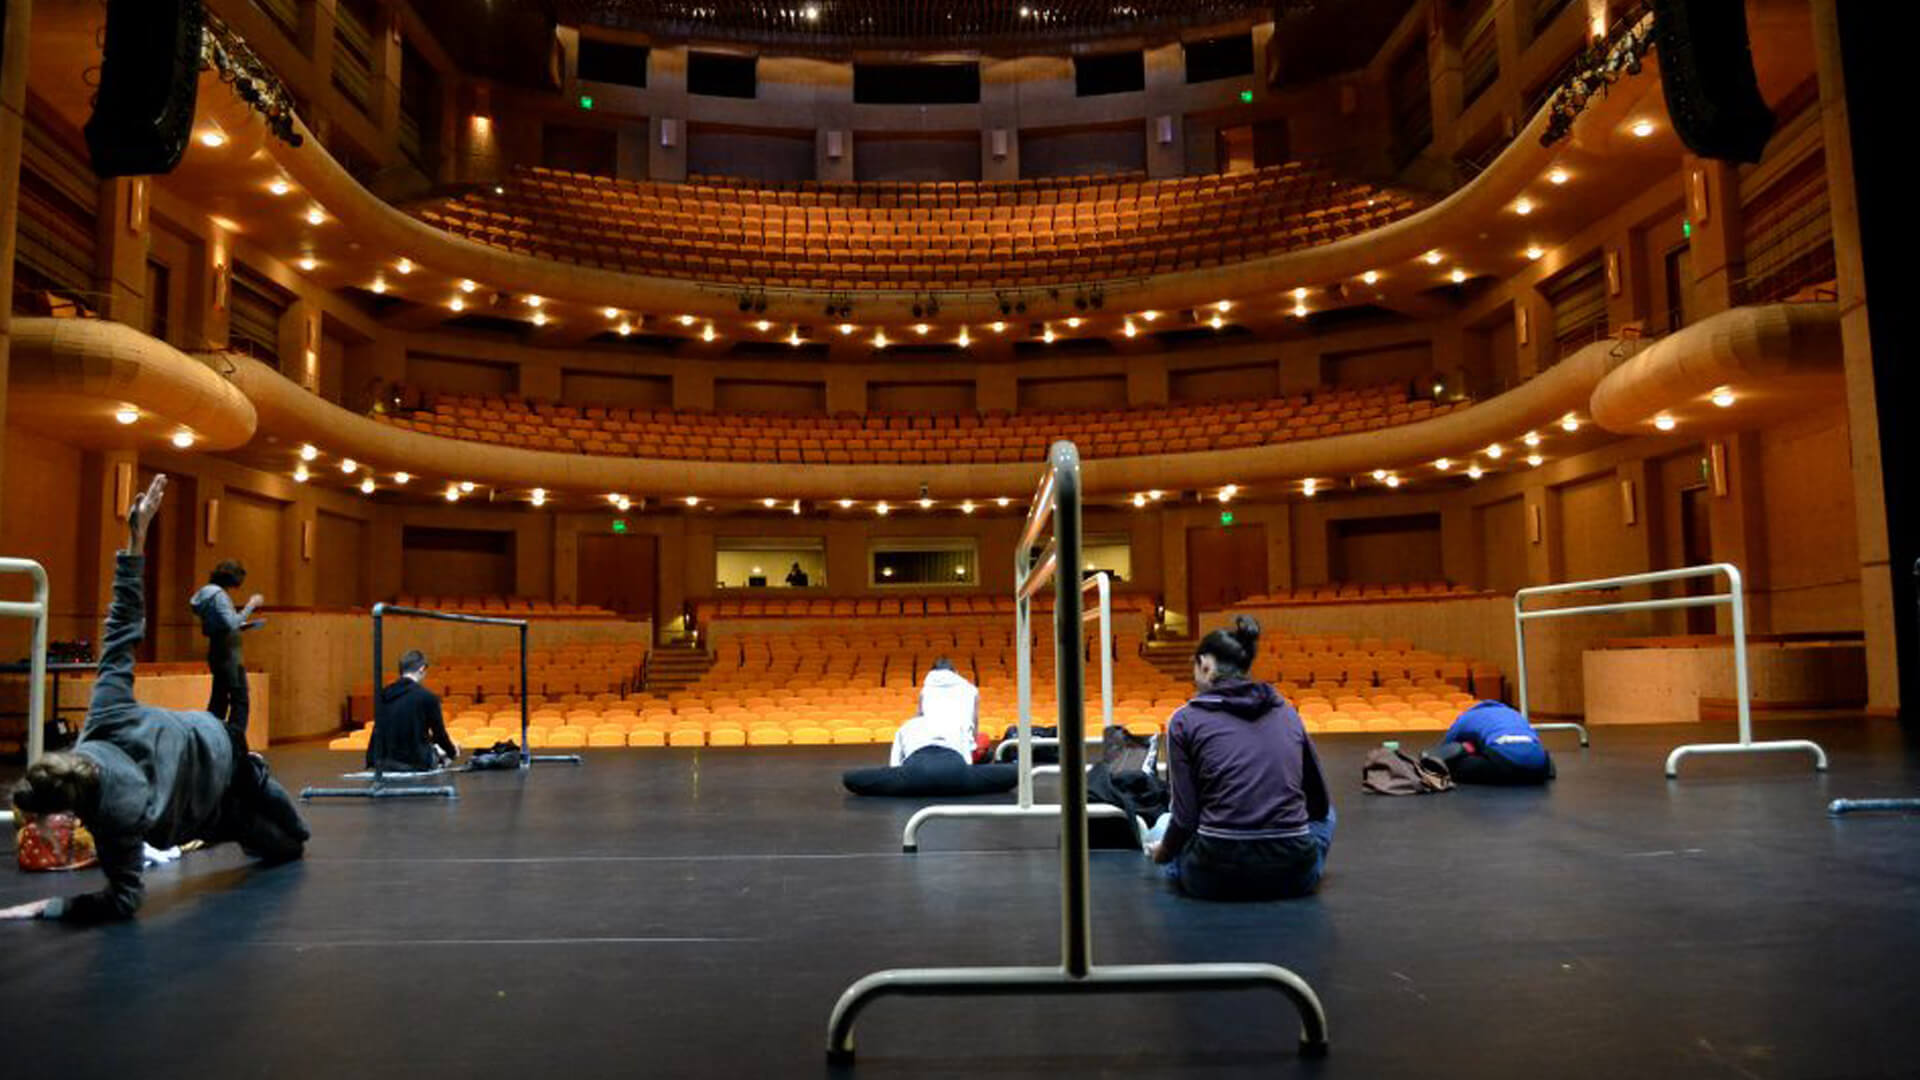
[1651,0,1775,163]
[85,0,205,177]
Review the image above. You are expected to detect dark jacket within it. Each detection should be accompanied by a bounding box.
[366,677,455,772]
[53,554,236,922]
[1162,679,1330,858]
[189,583,251,642]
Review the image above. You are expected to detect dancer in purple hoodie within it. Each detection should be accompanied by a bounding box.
[1147,616,1334,900]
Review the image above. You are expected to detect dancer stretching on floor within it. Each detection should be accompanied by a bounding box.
[3,475,310,924]
[1428,700,1555,785]
[842,659,1017,797]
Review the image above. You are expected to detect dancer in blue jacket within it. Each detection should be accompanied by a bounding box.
[1430,700,1555,785]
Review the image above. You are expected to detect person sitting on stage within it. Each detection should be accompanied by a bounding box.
[842,659,1017,797]
[1146,616,1334,901]
[1428,700,1555,785]
[1,475,310,925]
[366,649,458,773]
[189,558,264,733]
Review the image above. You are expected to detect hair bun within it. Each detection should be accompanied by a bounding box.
[1230,614,1262,649]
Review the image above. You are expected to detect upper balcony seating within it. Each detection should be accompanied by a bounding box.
[412,162,1425,289]
[376,383,1467,465]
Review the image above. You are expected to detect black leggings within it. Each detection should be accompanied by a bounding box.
[207,641,250,734]
[1431,741,1554,786]
[842,746,1019,797]
[217,724,310,862]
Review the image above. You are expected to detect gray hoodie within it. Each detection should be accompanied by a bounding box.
[189,582,248,641]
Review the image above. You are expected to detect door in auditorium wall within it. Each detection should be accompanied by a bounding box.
[1680,486,1716,634]
[576,534,658,625]
[1187,524,1268,616]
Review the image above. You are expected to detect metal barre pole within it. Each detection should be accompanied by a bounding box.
[1051,441,1092,978]
[0,559,51,766]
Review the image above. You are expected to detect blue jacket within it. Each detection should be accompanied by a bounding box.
[1444,701,1550,771]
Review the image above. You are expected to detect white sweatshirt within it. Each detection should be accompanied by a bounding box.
[890,667,980,766]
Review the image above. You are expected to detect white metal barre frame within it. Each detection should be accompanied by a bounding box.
[902,552,1129,850]
[0,558,51,827]
[829,441,1330,1066]
[1514,563,1827,778]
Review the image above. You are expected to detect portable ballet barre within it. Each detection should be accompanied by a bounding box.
[828,441,1330,1066]
[0,558,51,826]
[1513,563,1828,778]
[902,555,1132,849]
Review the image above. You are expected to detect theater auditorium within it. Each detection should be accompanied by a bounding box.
[0,0,1912,1075]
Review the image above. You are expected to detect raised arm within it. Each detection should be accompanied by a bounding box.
[87,475,167,736]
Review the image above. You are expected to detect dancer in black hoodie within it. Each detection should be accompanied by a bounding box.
[366,650,458,772]
[3,475,309,924]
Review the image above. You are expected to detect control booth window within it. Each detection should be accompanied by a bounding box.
[1080,535,1132,583]
[716,538,825,589]
[871,541,978,588]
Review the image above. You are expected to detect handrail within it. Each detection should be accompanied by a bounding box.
[829,442,1329,1066]
[0,559,52,827]
[1513,564,1828,778]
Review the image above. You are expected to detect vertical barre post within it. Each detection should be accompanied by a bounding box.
[1728,564,1752,747]
[1513,592,1531,726]
[520,621,531,767]
[1051,441,1092,979]
[371,602,385,751]
[1015,588,1033,808]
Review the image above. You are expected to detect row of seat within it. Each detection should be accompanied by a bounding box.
[696,593,1155,623]
[388,594,618,618]
[416,162,1424,288]
[380,386,1464,465]
[1229,581,1486,606]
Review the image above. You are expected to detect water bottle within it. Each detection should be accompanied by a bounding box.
[1382,740,1400,752]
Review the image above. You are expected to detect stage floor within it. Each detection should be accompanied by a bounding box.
[5,717,1919,1079]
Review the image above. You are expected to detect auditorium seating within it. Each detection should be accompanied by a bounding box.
[1226,581,1487,607]
[389,593,619,619]
[414,162,1426,288]
[692,591,1155,623]
[378,384,1465,466]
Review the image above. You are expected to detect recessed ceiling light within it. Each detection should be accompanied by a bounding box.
[268,179,290,196]
[394,472,410,484]
[989,321,1006,333]
[1631,119,1656,138]
[114,406,139,425]
[459,279,477,293]
[1384,475,1401,488]
[300,444,319,461]
[838,498,853,508]
[1548,167,1569,185]
[396,258,413,274]
[1423,251,1443,265]
[1141,310,1160,322]
[1467,463,1484,479]
[604,307,620,319]
[1065,317,1081,328]
[1362,270,1379,285]
[1654,414,1677,431]
[1527,453,1544,467]
[1450,268,1467,284]
[1523,431,1541,447]
[1711,387,1736,408]
[1214,300,1232,312]
[960,501,976,514]
[1372,468,1388,481]
[459,481,475,492]
[198,130,227,148]
[678,314,695,326]
[1486,443,1503,459]
[997,497,1011,507]
[298,255,316,271]
[1208,314,1224,329]
[684,495,700,506]
[340,458,358,474]
[755,319,771,332]
[1560,414,1580,432]
[1526,245,1545,261]
[1514,197,1534,215]
[1435,458,1452,470]
[449,297,465,312]
[919,497,933,509]
[306,206,325,225]
[360,476,376,494]
[525,295,543,308]
[531,312,548,327]
[616,321,632,336]
[875,501,890,516]
[838,323,855,335]
[171,429,195,449]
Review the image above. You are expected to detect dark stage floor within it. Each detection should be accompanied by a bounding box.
[5,717,1919,1079]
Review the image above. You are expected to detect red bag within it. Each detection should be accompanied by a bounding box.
[15,811,98,872]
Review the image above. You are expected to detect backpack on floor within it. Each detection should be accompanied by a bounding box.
[1088,726,1167,850]
[1362,747,1453,795]
[467,741,522,771]
[15,811,98,872]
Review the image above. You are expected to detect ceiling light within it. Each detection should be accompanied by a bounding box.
[114,406,139,425]
[1548,167,1569,185]
[1527,453,1544,467]
[1123,319,1137,338]
[989,321,1006,333]
[1215,300,1232,312]
[787,329,804,346]
[1654,414,1677,431]
[531,312,548,327]
[763,498,777,508]
[791,501,802,515]
[839,498,854,509]
[1435,458,1452,470]
[1514,197,1534,215]
[755,319,771,332]
[1292,287,1308,300]
[459,280,477,294]
[1292,304,1308,318]
[298,444,319,461]
[394,472,410,484]
[340,458,358,474]
[1631,119,1656,138]
[396,258,413,274]
[616,321,632,336]
[1467,463,1484,480]
[871,330,888,349]
[306,206,325,226]
[1141,310,1160,322]
[604,307,620,319]
[1132,493,1146,508]
[444,483,460,502]
[1371,468,1388,481]
[530,488,546,507]
[615,496,631,511]
[298,255,316,271]
[1423,251,1443,265]
[170,429,195,449]
[1218,484,1238,502]
[525,295,543,308]
[684,496,700,506]
[293,464,309,483]
[371,278,388,294]
[960,501,976,514]
[1362,271,1379,285]
[1302,479,1317,496]
[1450,268,1467,284]
[449,297,464,312]
[1486,443,1504,459]
[359,476,375,494]
[701,324,716,343]
[268,179,290,196]
[1148,490,1163,500]
[913,323,930,335]
[1560,414,1580,432]
[838,323,855,335]
[1526,245,1545,261]
[1711,387,1736,408]
[1384,475,1402,488]
[919,497,933,509]
[875,501,890,516]
[804,4,819,20]
[1065,317,1081,328]
[956,327,971,348]
[1208,314,1224,329]
[198,130,226,148]
[678,314,695,326]
[996,497,1011,507]
[1523,431,1541,447]
[1042,327,1056,344]
[459,481,475,493]
[607,493,623,506]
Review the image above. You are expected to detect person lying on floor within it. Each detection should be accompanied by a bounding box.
[1,475,311,925]
[842,659,1017,797]
[1145,616,1335,901]
[366,649,458,773]
[1428,700,1555,785]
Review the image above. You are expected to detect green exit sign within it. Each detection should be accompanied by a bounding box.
[579,94,595,110]
[1682,218,1692,238]
[1239,90,1254,103]
[612,518,627,533]
[1220,510,1235,526]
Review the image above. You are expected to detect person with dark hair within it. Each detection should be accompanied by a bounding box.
[366,649,458,772]
[2,475,309,924]
[190,558,263,733]
[1428,701,1555,785]
[1145,615,1334,901]
[785,561,810,588]
[842,658,1017,797]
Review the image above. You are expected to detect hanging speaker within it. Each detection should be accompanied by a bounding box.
[1650,0,1774,163]
[85,0,205,177]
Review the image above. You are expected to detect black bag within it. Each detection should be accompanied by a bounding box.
[466,740,522,771]
[997,723,1060,764]
[1088,725,1167,849]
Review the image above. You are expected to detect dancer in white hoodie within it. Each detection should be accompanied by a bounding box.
[842,660,1016,797]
